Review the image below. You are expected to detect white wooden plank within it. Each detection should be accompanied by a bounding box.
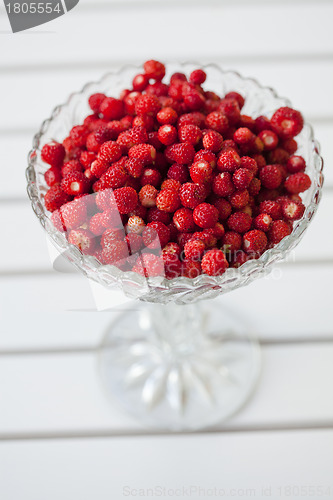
[0,432,333,500]
[0,343,332,435]
[0,4,332,68]
[1,60,333,132]
[0,204,53,272]
[0,265,332,348]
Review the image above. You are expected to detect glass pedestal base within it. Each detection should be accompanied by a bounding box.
[98,302,261,431]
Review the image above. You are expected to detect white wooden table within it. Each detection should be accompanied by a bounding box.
[1,1,333,498]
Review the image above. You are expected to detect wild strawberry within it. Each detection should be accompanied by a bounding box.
[142,221,170,249]
[60,199,87,229]
[157,124,178,145]
[184,239,206,261]
[179,182,206,209]
[156,188,180,212]
[44,166,62,187]
[181,259,202,278]
[177,232,194,249]
[285,172,311,194]
[44,185,71,212]
[270,106,304,139]
[184,89,205,111]
[194,149,216,169]
[190,160,214,185]
[61,160,83,177]
[266,147,290,165]
[205,111,229,134]
[86,126,112,153]
[233,127,255,147]
[80,151,96,169]
[125,157,145,178]
[193,203,219,229]
[227,212,252,233]
[143,59,166,81]
[165,143,195,164]
[68,229,96,255]
[129,203,147,220]
[113,186,138,214]
[258,130,279,151]
[61,171,90,196]
[280,199,305,221]
[217,98,240,125]
[167,163,189,183]
[286,155,306,174]
[139,185,158,207]
[243,229,267,254]
[188,69,206,85]
[222,231,242,253]
[208,222,225,239]
[268,220,291,244]
[140,168,161,187]
[132,253,165,278]
[101,228,124,248]
[147,131,162,150]
[201,249,228,276]
[62,137,81,160]
[259,164,283,190]
[248,177,261,196]
[123,91,141,115]
[126,215,146,234]
[157,107,178,125]
[161,179,181,191]
[239,115,256,131]
[217,149,241,172]
[240,156,258,175]
[128,143,156,165]
[202,130,223,152]
[51,209,66,232]
[88,93,106,113]
[173,208,195,232]
[213,172,235,197]
[41,141,65,167]
[102,240,129,265]
[69,125,89,148]
[254,213,272,232]
[135,94,161,117]
[99,161,128,189]
[163,241,181,257]
[100,97,124,120]
[162,252,182,279]
[281,138,298,155]
[107,120,127,139]
[178,112,206,129]
[147,207,171,225]
[132,73,150,91]
[213,198,232,220]
[259,200,282,220]
[126,233,143,254]
[229,189,249,209]
[192,231,217,249]
[146,82,169,97]
[90,160,109,179]
[233,167,253,189]
[89,213,108,236]
[178,124,202,145]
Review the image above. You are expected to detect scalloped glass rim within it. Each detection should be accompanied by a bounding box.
[26,62,324,304]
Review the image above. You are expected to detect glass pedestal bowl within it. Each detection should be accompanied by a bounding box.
[26,63,323,431]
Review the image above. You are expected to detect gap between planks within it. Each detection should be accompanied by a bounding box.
[1,421,333,442]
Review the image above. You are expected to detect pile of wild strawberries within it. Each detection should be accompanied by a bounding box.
[41,60,311,279]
